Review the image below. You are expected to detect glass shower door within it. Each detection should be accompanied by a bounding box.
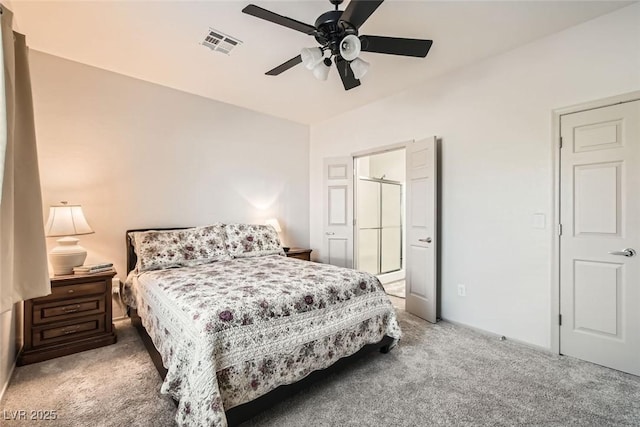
[381,182,402,273]
[357,178,402,275]
[357,179,380,275]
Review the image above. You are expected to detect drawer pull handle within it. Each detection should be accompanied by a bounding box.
[62,305,81,313]
[62,326,80,334]
[67,289,75,294]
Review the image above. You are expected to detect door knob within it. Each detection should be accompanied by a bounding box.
[608,248,636,257]
[325,232,335,236]
[418,237,432,243]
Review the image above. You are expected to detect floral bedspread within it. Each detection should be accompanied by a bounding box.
[125,255,401,427]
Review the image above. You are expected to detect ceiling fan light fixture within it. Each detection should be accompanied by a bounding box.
[301,47,324,70]
[339,34,361,61]
[312,58,332,81]
[243,1,433,90]
[350,57,369,79]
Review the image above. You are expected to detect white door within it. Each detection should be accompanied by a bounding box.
[322,157,354,268]
[405,137,438,323]
[560,100,639,375]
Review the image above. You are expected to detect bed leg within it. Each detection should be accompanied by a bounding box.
[380,344,391,354]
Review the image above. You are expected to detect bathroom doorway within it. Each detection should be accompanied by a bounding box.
[354,148,406,298]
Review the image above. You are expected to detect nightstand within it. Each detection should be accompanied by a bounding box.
[285,248,312,261]
[18,269,117,365]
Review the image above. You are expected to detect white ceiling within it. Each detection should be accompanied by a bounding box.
[10,1,632,124]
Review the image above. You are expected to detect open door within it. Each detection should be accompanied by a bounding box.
[322,157,354,268]
[405,137,438,323]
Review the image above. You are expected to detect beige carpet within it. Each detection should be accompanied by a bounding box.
[2,311,640,426]
[1,320,176,427]
[382,280,405,298]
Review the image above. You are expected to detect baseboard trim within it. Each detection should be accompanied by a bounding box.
[440,317,554,355]
[0,359,17,402]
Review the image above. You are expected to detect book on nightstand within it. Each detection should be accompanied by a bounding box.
[73,263,114,275]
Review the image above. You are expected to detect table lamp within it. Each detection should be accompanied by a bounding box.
[265,218,289,252]
[44,202,94,275]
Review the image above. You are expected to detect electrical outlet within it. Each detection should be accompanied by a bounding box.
[457,284,466,297]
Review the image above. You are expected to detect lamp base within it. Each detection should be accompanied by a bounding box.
[50,236,88,275]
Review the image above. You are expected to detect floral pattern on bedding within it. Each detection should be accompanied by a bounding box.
[224,223,284,258]
[181,225,231,266]
[127,255,401,427]
[131,224,230,272]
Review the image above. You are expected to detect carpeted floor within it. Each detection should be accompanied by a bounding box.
[382,280,405,299]
[2,309,639,426]
[1,320,176,427]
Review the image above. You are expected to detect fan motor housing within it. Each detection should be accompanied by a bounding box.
[314,10,358,56]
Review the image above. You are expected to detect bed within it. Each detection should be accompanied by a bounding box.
[124,224,401,426]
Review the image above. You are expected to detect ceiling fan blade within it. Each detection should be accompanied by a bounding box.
[265,55,302,76]
[360,35,433,57]
[340,0,384,29]
[335,56,361,91]
[242,4,316,35]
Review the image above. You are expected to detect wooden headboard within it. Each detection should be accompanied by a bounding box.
[126,227,190,274]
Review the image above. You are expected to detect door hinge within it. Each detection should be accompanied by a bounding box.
[557,224,563,236]
[559,314,562,326]
[559,136,563,149]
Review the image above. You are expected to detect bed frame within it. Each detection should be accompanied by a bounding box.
[125,228,394,426]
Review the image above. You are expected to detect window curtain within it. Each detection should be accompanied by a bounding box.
[0,6,49,314]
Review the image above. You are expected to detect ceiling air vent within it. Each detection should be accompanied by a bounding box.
[202,28,242,55]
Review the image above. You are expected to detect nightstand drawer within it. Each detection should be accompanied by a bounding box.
[32,296,105,325]
[32,315,106,347]
[41,281,106,301]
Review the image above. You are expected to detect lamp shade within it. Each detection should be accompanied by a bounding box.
[339,34,361,61]
[350,57,370,79]
[265,218,282,233]
[45,203,94,237]
[45,202,94,275]
[300,47,324,70]
[312,59,331,81]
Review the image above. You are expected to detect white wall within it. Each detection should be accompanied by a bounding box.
[357,150,405,182]
[30,50,310,284]
[0,310,12,399]
[368,150,406,183]
[0,304,20,400]
[310,4,640,348]
[357,156,370,178]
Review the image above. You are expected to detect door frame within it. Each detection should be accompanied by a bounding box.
[352,141,411,280]
[550,90,640,354]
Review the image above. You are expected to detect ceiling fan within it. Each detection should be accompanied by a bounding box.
[242,0,433,91]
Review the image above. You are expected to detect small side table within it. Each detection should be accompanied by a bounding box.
[285,248,312,261]
[18,269,117,365]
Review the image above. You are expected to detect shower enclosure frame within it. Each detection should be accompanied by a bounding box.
[356,176,404,275]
